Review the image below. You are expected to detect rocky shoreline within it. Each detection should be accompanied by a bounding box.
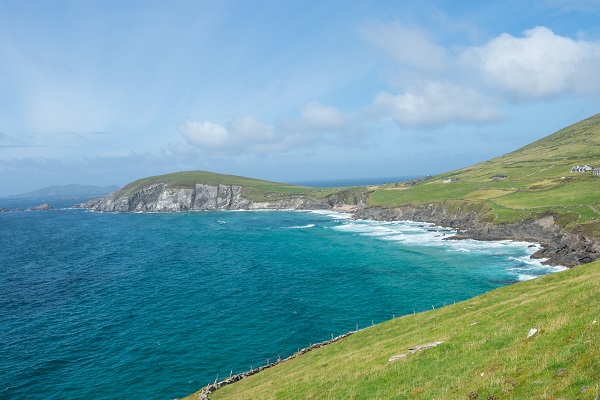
[77,182,333,212]
[76,182,600,400]
[353,205,600,267]
[77,183,600,267]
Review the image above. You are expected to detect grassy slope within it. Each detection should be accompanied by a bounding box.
[117,170,343,202]
[178,114,600,399]
[368,113,600,233]
[183,261,600,399]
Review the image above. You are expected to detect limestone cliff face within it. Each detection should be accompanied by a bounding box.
[80,182,600,266]
[80,182,329,212]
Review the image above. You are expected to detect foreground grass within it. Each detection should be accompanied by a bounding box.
[183,262,600,399]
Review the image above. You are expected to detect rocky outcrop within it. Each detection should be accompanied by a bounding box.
[354,204,600,267]
[79,182,600,267]
[325,189,369,209]
[79,183,331,212]
[26,203,53,211]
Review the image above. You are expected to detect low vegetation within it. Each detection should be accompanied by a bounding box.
[367,113,600,230]
[183,260,599,399]
[118,170,345,202]
[114,115,600,229]
[175,114,600,399]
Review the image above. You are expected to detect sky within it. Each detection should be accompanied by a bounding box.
[1,0,600,195]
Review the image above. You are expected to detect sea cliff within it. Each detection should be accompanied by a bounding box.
[354,205,600,267]
[78,182,332,212]
[79,182,599,267]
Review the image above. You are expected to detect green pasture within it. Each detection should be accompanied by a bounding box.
[368,114,600,228]
[118,170,342,202]
[183,261,600,399]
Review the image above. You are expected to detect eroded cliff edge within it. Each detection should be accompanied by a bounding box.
[78,182,336,212]
[78,183,600,267]
[354,205,600,267]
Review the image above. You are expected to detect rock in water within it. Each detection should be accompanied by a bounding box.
[26,203,53,211]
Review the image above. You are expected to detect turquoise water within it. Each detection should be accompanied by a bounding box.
[0,208,565,399]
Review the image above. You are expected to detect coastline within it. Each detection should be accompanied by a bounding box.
[181,208,570,399]
[352,205,600,268]
[192,330,360,400]
[77,179,600,268]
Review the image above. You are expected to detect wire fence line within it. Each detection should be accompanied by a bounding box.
[194,301,457,399]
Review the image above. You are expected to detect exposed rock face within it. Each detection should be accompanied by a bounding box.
[79,183,600,267]
[79,183,330,212]
[0,208,7,213]
[26,203,53,211]
[354,204,600,267]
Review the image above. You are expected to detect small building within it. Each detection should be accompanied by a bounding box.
[491,174,507,180]
[571,165,593,172]
[593,168,600,176]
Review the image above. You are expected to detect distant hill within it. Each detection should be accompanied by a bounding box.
[368,113,600,229]
[77,171,367,212]
[11,184,120,199]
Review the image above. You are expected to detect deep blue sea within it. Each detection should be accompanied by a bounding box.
[0,204,566,399]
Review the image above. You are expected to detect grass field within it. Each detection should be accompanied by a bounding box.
[118,170,344,202]
[114,114,600,228]
[367,113,600,228]
[172,115,600,399]
[183,261,600,399]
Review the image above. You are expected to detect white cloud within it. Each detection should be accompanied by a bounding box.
[180,24,600,153]
[301,101,345,129]
[464,26,600,99]
[361,22,600,128]
[361,20,447,71]
[180,116,305,155]
[179,101,361,155]
[373,81,503,127]
[180,120,231,150]
[230,116,276,143]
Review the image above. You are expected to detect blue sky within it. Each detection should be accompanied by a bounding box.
[1,0,600,195]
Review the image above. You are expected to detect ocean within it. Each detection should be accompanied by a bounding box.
[0,205,565,399]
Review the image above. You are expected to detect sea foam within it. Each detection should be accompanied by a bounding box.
[329,218,565,281]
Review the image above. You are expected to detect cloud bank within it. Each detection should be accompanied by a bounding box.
[465,26,600,100]
[180,25,600,155]
[179,101,358,155]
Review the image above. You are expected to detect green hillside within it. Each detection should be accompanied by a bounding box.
[183,261,600,399]
[179,113,600,399]
[118,170,344,202]
[368,113,600,233]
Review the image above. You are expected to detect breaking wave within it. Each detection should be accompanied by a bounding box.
[329,218,566,281]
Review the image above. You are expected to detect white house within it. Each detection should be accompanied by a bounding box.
[571,165,593,172]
